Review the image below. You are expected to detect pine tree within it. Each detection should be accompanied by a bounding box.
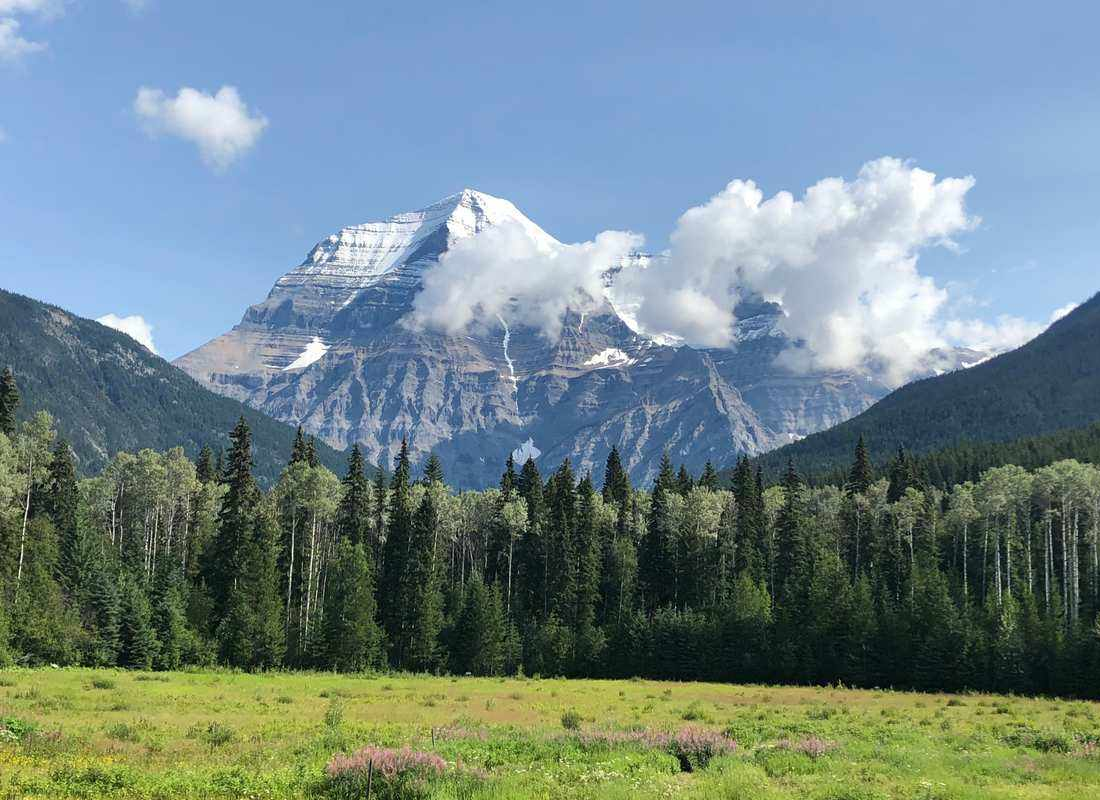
[81,556,122,667]
[423,452,444,485]
[151,569,188,671]
[699,461,720,491]
[602,446,631,506]
[0,366,19,436]
[322,541,384,671]
[289,426,309,465]
[337,445,370,547]
[846,435,873,495]
[118,576,160,670]
[500,453,517,496]
[774,459,804,599]
[516,458,547,620]
[451,573,506,676]
[305,436,319,468]
[676,464,694,495]
[380,439,413,649]
[394,490,444,671]
[204,417,260,620]
[246,504,286,669]
[641,453,677,611]
[44,439,79,590]
[195,444,216,484]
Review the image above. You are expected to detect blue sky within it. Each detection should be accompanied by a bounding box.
[1,0,1098,360]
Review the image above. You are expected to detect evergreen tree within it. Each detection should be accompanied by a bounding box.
[602,446,631,506]
[195,444,216,484]
[151,569,188,671]
[451,573,506,675]
[81,556,122,667]
[0,366,19,436]
[246,504,286,669]
[337,445,371,547]
[846,435,873,495]
[305,436,319,468]
[322,540,384,671]
[118,576,160,670]
[43,439,80,589]
[676,464,694,495]
[500,453,517,496]
[640,453,677,611]
[205,417,259,620]
[393,490,444,670]
[698,461,720,491]
[423,452,444,485]
[289,426,309,465]
[380,439,413,648]
[774,460,804,598]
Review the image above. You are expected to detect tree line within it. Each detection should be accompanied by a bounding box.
[2,367,1099,696]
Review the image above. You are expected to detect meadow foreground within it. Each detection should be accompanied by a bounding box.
[2,670,1099,799]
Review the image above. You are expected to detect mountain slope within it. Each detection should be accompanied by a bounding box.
[0,289,344,484]
[176,189,905,487]
[756,292,1100,478]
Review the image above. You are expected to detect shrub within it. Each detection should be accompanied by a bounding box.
[326,746,447,800]
[669,726,738,772]
[0,716,37,742]
[561,709,583,730]
[189,722,236,750]
[89,678,116,690]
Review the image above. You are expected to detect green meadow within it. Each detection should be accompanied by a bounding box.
[2,669,1099,799]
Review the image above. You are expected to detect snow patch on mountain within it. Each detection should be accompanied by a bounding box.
[512,438,541,463]
[283,337,329,371]
[584,348,636,368]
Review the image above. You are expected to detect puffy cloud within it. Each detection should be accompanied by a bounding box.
[406,220,642,340]
[97,313,158,355]
[613,157,979,384]
[944,302,1080,355]
[134,85,268,171]
[0,17,45,62]
[0,0,62,15]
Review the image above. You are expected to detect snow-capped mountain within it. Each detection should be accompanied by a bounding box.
[175,189,918,486]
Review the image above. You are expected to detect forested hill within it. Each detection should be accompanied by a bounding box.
[0,289,344,483]
[753,291,1100,480]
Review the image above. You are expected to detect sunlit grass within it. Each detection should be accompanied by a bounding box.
[1,668,1098,798]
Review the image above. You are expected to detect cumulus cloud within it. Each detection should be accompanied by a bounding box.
[0,17,45,62]
[405,158,1064,386]
[97,313,158,355]
[133,85,268,171]
[610,157,981,383]
[406,221,642,340]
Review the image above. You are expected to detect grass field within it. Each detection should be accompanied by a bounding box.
[2,669,1099,799]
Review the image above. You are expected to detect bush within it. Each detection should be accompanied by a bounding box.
[1,716,38,742]
[89,677,116,690]
[669,727,738,772]
[561,709,583,730]
[326,746,447,800]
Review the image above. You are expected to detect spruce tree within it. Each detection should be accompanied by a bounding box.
[676,464,694,495]
[450,573,506,676]
[395,490,444,671]
[423,452,444,485]
[205,417,259,620]
[82,557,122,667]
[698,461,720,491]
[44,439,79,589]
[305,436,319,468]
[289,426,309,465]
[640,453,677,612]
[774,459,804,598]
[380,439,413,655]
[246,505,286,669]
[118,576,160,670]
[322,541,384,671]
[195,444,216,484]
[602,446,631,506]
[500,453,517,496]
[0,366,19,436]
[846,435,873,495]
[337,445,371,547]
[516,458,547,620]
[151,569,188,671]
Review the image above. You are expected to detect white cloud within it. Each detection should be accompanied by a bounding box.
[0,17,45,62]
[1050,302,1078,323]
[406,221,642,340]
[97,313,158,355]
[611,157,980,384]
[133,85,268,171]
[121,0,147,12]
[404,157,1063,386]
[0,0,62,16]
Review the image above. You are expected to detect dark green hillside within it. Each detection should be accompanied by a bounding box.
[0,289,343,483]
[754,291,1100,479]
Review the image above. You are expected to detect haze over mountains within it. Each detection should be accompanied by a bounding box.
[174,189,988,487]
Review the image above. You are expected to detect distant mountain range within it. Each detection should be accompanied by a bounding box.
[174,189,983,488]
[755,291,1100,479]
[0,289,343,484]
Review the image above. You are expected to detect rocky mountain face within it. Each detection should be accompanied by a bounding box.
[175,190,899,487]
